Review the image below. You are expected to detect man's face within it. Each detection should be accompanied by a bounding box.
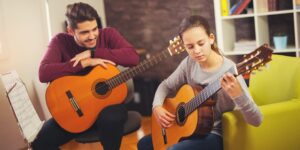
[68,19,99,49]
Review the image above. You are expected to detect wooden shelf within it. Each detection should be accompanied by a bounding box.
[222,13,255,20]
[256,9,294,16]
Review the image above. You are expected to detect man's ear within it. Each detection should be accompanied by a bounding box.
[67,26,75,36]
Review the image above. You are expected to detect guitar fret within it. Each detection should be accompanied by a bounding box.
[133,67,138,76]
[124,71,129,80]
[136,65,142,73]
[112,78,117,88]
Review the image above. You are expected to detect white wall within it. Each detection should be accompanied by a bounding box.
[46,0,107,37]
[0,0,48,149]
[0,0,106,149]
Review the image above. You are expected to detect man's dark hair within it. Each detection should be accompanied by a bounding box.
[65,2,99,29]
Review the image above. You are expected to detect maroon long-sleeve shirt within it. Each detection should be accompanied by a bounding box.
[39,27,139,82]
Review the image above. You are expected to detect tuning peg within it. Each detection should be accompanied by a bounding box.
[169,40,173,44]
[265,63,270,69]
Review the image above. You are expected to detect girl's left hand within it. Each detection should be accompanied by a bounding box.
[220,72,243,99]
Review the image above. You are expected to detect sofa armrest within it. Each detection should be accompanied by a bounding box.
[222,99,300,150]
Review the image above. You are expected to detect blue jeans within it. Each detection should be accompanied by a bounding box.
[138,133,223,150]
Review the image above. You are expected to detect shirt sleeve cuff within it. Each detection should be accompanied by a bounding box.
[233,93,249,108]
[68,61,83,73]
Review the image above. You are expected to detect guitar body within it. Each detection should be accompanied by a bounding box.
[46,65,128,133]
[152,85,214,150]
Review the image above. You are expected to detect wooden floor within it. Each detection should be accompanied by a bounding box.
[61,117,151,150]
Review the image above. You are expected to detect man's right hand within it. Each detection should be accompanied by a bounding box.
[153,106,175,128]
[70,50,92,67]
[80,58,116,68]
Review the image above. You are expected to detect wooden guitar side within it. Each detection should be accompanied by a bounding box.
[151,85,198,150]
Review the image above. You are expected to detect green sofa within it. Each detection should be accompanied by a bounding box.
[222,55,300,150]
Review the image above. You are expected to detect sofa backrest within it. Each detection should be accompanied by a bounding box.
[249,55,300,106]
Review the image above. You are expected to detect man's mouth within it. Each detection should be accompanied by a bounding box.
[86,39,95,44]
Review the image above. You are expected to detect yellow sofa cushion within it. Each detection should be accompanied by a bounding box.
[249,55,300,106]
[223,99,300,150]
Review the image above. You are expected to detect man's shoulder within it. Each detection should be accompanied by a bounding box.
[101,27,116,32]
[100,27,119,36]
[52,32,72,41]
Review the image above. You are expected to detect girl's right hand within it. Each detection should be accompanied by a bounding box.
[153,106,175,128]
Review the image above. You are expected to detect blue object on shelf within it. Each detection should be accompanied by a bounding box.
[273,35,287,50]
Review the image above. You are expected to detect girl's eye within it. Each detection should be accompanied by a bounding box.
[198,42,204,46]
[187,45,193,49]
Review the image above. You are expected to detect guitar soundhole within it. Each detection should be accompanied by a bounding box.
[176,105,186,125]
[95,82,109,95]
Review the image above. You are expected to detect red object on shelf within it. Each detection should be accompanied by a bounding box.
[233,0,251,15]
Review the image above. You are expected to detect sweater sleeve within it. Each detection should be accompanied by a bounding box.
[39,35,83,83]
[94,28,139,67]
[233,75,263,127]
[152,57,188,108]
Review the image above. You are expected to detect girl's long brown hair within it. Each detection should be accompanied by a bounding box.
[179,15,221,55]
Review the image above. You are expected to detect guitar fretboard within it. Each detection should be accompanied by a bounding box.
[183,76,222,116]
[106,49,171,89]
[183,67,236,116]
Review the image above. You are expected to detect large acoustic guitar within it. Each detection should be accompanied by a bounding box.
[151,44,273,150]
[46,37,185,133]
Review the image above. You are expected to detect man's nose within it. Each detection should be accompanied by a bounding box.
[88,32,95,39]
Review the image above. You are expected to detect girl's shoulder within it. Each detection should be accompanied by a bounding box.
[222,57,236,68]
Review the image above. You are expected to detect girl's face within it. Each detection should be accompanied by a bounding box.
[182,26,215,64]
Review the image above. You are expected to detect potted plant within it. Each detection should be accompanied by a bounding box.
[273,32,288,50]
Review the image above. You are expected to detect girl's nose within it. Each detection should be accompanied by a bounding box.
[193,45,201,53]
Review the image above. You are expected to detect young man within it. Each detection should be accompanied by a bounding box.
[32,2,139,150]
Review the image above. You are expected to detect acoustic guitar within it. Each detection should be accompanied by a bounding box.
[151,44,273,150]
[46,36,185,133]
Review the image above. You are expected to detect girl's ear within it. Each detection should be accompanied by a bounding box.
[209,33,215,44]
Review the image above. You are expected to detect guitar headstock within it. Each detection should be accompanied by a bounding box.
[237,44,273,75]
[167,36,186,56]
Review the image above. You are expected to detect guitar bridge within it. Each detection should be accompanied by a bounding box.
[66,90,83,117]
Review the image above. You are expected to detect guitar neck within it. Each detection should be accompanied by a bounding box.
[184,76,222,116]
[106,49,172,89]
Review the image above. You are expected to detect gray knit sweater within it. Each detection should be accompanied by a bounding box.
[152,56,263,136]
